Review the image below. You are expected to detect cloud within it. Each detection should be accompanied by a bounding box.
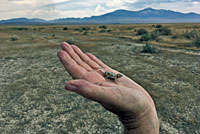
[106,0,123,7]
[95,4,105,12]
[0,0,200,20]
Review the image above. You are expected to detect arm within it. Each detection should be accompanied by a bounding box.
[57,42,159,134]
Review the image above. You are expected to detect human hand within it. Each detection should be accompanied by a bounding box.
[57,42,159,134]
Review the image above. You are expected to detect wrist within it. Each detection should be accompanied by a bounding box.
[119,106,159,134]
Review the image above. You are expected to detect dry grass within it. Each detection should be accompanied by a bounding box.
[0,24,200,134]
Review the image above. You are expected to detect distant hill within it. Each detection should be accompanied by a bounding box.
[0,18,47,25]
[1,8,200,24]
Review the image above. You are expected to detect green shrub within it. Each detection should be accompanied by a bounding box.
[82,27,90,31]
[155,24,163,28]
[141,43,156,53]
[140,32,159,42]
[38,27,45,30]
[127,27,133,30]
[99,25,107,29]
[11,27,28,30]
[162,27,172,35]
[74,28,80,31]
[107,29,112,32]
[151,31,159,40]
[171,35,178,39]
[140,34,152,41]
[183,30,198,39]
[10,36,19,41]
[153,27,172,36]
[83,31,88,35]
[192,37,200,48]
[99,30,106,33]
[137,28,148,35]
[65,40,73,44]
[63,27,68,30]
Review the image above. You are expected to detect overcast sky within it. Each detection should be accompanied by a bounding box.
[0,0,200,20]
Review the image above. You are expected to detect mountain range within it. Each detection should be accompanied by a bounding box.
[1,8,200,24]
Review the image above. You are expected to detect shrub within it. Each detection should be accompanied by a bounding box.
[10,36,19,41]
[140,32,159,42]
[192,37,200,48]
[137,28,148,35]
[155,24,163,28]
[141,43,156,53]
[107,29,112,32]
[153,27,172,36]
[11,27,28,30]
[140,34,152,41]
[82,27,90,31]
[151,31,159,40]
[171,35,178,39]
[65,40,73,44]
[83,31,88,35]
[74,28,80,31]
[99,25,107,29]
[38,27,45,30]
[99,30,106,33]
[63,27,68,30]
[183,30,198,39]
[127,27,133,30]
[161,27,172,35]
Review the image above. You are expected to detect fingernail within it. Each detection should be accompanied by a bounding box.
[57,51,64,58]
[66,84,78,91]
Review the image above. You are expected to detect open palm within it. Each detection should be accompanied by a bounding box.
[58,42,155,117]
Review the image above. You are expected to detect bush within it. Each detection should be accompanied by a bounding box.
[151,31,159,40]
[99,25,107,29]
[99,30,106,33]
[141,43,156,53]
[10,36,19,41]
[83,31,88,35]
[171,35,178,39]
[153,27,172,36]
[127,27,133,30]
[140,34,152,41]
[137,28,148,35]
[192,37,200,48]
[140,32,159,42]
[82,27,90,31]
[183,30,198,39]
[11,27,28,30]
[161,27,172,35]
[65,40,73,44]
[74,28,80,31]
[155,24,163,28]
[107,29,112,32]
[63,27,68,30]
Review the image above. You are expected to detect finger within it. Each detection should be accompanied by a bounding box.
[65,79,115,103]
[61,42,93,71]
[71,45,100,69]
[57,50,86,79]
[86,53,111,69]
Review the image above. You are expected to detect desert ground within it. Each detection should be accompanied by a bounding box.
[0,24,200,134]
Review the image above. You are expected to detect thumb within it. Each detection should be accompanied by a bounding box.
[65,79,111,103]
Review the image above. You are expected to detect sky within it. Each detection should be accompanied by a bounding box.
[0,0,200,20]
